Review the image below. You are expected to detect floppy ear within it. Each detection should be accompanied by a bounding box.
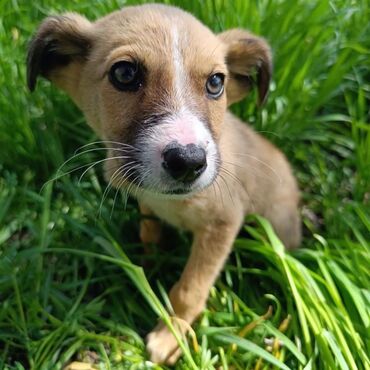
[27,13,92,97]
[219,29,272,106]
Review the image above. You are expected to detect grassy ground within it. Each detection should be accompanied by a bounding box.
[0,0,369,369]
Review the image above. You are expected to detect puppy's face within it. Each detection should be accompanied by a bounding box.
[28,4,271,197]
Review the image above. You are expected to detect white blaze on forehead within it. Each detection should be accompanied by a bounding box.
[172,27,186,107]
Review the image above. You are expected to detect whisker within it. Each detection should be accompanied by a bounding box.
[213,176,225,209]
[218,166,255,211]
[41,155,129,192]
[111,164,142,212]
[133,169,151,199]
[211,180,217,200]
[218,172,235,206]
[229,152,282,184]
[56,147,131,175]
[219,166,243,187]
[40,148,134,193]
[99,160,137,217]
[124,167,143,197]
[221,159,244,169]
[74,140,140,154]
[116,164,144,211]
[78,156,131,184]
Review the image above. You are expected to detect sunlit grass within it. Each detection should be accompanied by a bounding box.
[0,0,369,369]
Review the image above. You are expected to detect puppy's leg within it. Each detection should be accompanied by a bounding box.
[139,203,162,245]
[146,220,241,364]
[265,199,301,249]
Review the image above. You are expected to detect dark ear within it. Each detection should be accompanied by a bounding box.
[219,29,272,106]
[27,13,92,92]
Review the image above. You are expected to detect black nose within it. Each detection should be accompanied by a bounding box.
[162,144,207,183]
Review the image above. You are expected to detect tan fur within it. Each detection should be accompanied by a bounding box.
[28,4,301,365]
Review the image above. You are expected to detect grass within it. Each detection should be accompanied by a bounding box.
[0,0,369,369]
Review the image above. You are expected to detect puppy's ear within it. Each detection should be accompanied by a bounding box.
[27,13,92,95]
[219,29,272,106]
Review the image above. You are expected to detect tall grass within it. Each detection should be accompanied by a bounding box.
[0,0,369,369]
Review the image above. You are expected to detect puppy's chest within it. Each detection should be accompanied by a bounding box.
[140,196,207,231]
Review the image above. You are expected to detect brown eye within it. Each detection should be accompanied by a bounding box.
[109,61,143,92]
[206,73,225,98]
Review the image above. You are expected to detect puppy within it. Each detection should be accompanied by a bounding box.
[27,4,301,365]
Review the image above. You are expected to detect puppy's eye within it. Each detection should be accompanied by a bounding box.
[206,73,225,98]
[109,61,142,92]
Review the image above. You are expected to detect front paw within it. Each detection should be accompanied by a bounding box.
[146,322,182,365]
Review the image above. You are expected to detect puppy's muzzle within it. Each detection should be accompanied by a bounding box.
[162,143,207,183]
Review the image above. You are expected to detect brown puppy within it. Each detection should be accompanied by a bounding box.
[27,4,301,365]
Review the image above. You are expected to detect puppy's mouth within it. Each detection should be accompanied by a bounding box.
[108,146,219,198]
[113,157,218,197]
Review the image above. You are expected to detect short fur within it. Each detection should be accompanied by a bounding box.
[28,4,301,364]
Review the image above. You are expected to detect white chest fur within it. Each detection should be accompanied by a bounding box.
[138,192,211,232]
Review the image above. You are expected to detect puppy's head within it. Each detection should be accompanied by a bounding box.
[28,4,271,197]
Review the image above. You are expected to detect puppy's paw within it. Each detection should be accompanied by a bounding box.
[146,322,182,365]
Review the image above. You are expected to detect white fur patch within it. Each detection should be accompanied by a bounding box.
[136,108,219,196]
[172,27,186,107]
